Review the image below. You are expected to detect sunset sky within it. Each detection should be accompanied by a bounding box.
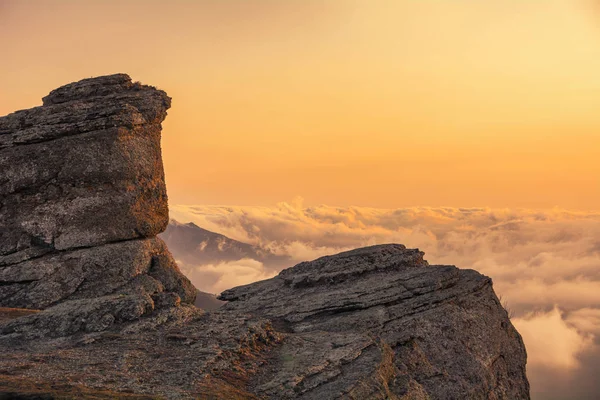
[2,2,600,398]
[2,0,600,209]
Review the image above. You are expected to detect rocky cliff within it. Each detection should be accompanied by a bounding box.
[0,74,196,333]
[0,75,529,399]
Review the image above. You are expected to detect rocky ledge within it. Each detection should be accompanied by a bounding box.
[0,75,529,399]
[221,245,529,399]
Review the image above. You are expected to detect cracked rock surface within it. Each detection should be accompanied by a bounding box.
[0,74,196,331]
[0,244,530,399]
[0,73,171,261]
[221,245,530,399]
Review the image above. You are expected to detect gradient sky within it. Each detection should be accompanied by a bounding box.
[1,0,600,209]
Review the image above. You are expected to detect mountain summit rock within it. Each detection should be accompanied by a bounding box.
[0,75,529,399]
[221,244,529,398]
[0,74,196,332]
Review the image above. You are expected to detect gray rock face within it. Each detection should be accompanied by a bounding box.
[0,74,196,331]
[0,244,529,399]
[0,74,170,261]
[221,244,530,399]
[0,238,196,310]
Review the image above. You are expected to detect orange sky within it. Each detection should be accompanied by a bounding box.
[1,0,600,209]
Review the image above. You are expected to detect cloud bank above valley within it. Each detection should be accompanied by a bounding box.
[169,200,600,399]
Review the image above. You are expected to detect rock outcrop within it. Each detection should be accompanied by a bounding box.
[221,245,529,399]
[0,75,529,399]
[0,74,196,335]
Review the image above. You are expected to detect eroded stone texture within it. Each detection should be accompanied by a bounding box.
[0,306,279,399]
[0,237,196,310]
[0,245,529,399]
[221,245,530,399]
[0,74,196,334]
[0,74,171,261]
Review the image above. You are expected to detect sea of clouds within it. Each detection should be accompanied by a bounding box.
[170,200,600,399]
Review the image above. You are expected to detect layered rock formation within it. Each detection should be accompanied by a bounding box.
[0,75,529,399]
[221,245,529,399]
[0,74,196,334]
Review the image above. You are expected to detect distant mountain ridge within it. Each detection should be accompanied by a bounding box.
[159,219,290,269]
[159,220,290,310]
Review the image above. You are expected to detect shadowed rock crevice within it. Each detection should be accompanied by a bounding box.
[0,74,529,399]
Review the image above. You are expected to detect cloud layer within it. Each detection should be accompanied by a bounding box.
[170,201,600,399]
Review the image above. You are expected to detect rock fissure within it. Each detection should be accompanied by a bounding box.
[0,280,37,286]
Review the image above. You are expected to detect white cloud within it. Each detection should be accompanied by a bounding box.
[266,240,353,262]
[170,204,600,309]
[566,308,600,336]
[169,202,600,393]
[177,258,277,295]
[512,307,595,369]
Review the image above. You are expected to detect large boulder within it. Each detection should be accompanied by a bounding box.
[0,74,196,329]
[0,74,170,261]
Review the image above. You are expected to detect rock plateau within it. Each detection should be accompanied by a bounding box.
[0,74,529,399]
